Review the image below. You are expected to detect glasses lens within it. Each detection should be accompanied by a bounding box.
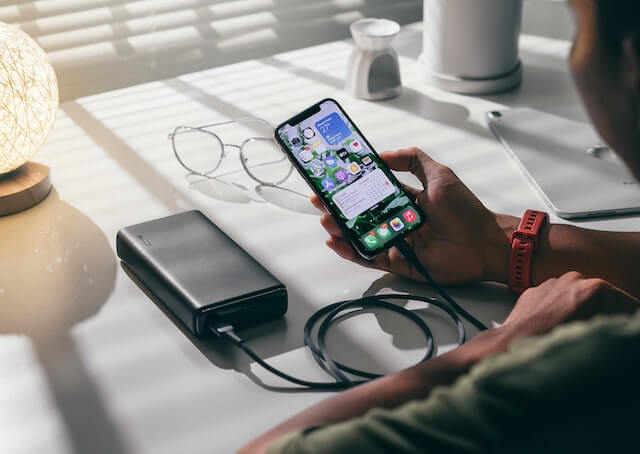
[242,138,292,185]
[173,129,223,175]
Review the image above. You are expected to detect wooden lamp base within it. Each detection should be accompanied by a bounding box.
[0,162,52,216]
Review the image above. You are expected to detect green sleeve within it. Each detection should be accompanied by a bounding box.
[268,313,640,454]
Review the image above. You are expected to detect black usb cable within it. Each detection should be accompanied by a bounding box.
[394,239,488,332]
[211,238,488,391]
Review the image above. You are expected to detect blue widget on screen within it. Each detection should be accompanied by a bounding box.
[315,112,352,146]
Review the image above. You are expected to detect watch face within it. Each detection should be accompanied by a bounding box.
[303,127,315,139]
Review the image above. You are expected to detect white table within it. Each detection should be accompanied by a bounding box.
[2,23,638,454]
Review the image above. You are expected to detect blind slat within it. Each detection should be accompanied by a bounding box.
[6,0,422,100]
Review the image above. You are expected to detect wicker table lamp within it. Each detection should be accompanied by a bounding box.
[0,22,58,216]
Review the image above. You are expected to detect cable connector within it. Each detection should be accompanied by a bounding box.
[210,322,244,346]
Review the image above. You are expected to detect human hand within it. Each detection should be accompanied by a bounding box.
[503,271,640,338]
[311,147,517,284]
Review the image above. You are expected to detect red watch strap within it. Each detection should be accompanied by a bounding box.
[508,210,548,294]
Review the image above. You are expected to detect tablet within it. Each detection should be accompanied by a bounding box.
[487,108,640,219]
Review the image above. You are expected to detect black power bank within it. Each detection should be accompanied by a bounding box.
[116,210,287,337]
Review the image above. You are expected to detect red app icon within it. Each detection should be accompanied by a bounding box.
[403,208,417,223]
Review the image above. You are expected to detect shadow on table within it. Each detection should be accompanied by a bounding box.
[62,102,189,215]
[185,173,320,216]
[0,189,124,454]
[358,274,515,354]
[479,58,584,121]
[257,57,492,142]
[186,172,258,204]
[255,183,319,216]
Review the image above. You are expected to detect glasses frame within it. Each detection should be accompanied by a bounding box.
[168,117,293,186]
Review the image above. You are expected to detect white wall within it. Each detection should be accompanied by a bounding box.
[2,0,422,101]
[2,0,572,101]
[522,0,574,41]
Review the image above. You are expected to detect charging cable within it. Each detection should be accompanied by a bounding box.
[394,240,488,332]
[211,238,488,390]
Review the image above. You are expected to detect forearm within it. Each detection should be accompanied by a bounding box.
[491,214,640,297]
[239,327,515,454]
[533,223,640,296]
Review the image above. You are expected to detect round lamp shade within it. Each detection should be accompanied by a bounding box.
[0,22,58,175]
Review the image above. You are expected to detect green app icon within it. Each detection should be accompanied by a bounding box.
[376,223,391,240]
[364,232,379,248]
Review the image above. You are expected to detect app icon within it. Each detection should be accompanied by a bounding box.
[314,142,327,154]
[364,232,379,248]
[403,208,418,223]
[376,223,391,239]
[348,162,361,175]
[321,177,335,191]
[361,155,372,165]
[292,137,301,146]
[337,148,349,160]
[334,169,348,182]
[324,156,337,168]
[349,140,364,153]
[310,164,324,177]
[390,217,404,231]
[303,127,316,139]
[299,146,313,163]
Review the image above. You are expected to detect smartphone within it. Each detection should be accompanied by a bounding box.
[275,98,424,259]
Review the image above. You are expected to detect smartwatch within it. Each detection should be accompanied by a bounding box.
[508,210,548,294]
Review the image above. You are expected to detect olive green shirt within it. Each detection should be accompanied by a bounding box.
[268,312,640,453]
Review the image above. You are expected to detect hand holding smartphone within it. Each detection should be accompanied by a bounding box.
[275,99,424,259]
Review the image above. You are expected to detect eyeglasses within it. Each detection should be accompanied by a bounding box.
[168,117,293,186]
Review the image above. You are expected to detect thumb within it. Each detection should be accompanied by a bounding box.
[380,147,438,189]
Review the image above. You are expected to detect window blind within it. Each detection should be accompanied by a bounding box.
[1,0,422,101]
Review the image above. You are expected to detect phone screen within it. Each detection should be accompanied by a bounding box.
[275,99,423,258]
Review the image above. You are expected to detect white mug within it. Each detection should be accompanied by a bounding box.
[420,0,523,94]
